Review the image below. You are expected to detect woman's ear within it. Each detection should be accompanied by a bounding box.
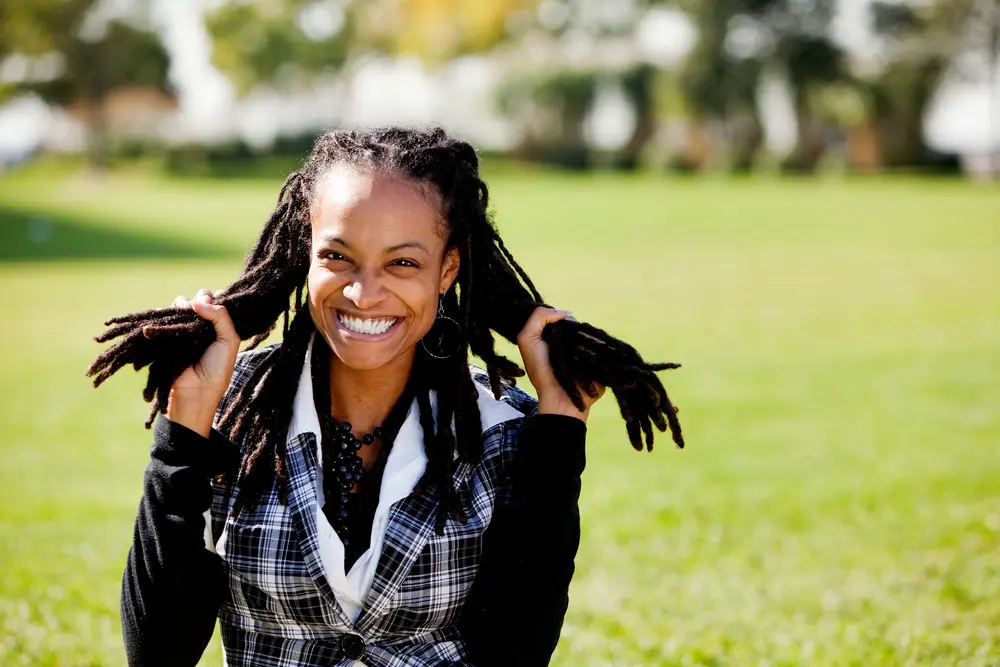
[439,247,461,294]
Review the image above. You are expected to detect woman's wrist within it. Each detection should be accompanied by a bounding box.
[537,396,590,423]
[165,389,220,438]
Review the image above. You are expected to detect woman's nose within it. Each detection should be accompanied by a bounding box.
[343,272,386,309]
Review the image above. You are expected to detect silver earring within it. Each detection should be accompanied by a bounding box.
[420,294,464,359]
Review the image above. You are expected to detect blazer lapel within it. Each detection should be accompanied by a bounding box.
[354,487,440,632]
[354,381,525,632]
[282,338,355,629]
[282,430,355,629]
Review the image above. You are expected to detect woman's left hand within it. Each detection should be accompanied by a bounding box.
[517,306,606,422]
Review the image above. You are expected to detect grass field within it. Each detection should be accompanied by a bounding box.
[0,167,998,667]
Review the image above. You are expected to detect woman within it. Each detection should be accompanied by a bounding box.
[91,127,682,667]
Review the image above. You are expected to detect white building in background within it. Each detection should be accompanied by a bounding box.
[926,72,1000,177]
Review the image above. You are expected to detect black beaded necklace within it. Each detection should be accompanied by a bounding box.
[309,340,415,552]
[324,419,383,540]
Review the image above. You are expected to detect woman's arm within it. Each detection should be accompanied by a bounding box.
[121,416,238,667]
[461,413,587,667]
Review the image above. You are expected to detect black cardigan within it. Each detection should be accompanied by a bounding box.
[121,414,586,667]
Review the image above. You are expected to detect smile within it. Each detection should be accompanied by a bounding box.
[336,312,400,337]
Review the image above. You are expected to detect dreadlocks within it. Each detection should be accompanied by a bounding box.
[86,127,683,533]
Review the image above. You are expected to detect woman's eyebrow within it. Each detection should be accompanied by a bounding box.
[385,241,429,254]
[316,234,428,255]
[318,234,350,248]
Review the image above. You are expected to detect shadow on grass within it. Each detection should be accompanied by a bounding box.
[0,206,234,262]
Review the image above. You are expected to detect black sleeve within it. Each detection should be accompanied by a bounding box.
[461,414,587,667]
[121,417,239,667]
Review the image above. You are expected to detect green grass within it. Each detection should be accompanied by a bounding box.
[1,168,998,666]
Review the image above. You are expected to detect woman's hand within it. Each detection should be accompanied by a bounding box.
[517,307,605,423]
[164,289,240,437]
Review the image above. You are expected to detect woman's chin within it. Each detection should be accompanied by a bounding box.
[327,339,410,372]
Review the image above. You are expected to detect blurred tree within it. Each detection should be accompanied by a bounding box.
[352,0,539,62]
[778,32,843,172]
[499,68,597,168]
[678,0,845,172]
[496,1,669,169]
[859,0,985,168]
[679,1,763,172]
[206,0,539,93]
[206,0,351,94]
[616,63,658,170]
[0,0,170,167]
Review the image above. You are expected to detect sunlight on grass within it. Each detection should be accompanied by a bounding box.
[1,170,997,666]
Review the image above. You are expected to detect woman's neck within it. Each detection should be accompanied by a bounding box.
[328,351,414,434]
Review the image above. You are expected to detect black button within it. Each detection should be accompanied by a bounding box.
[340,633,365,660]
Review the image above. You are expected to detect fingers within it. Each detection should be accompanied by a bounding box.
[172,289,214,309]
[174,290,238,349]
[194,307,238,351]
[517,306,572,344]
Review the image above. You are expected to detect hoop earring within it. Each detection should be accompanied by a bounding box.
[420,295,465,360]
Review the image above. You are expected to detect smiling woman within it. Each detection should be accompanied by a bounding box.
[85,127,682,667]
[308,166,459,373]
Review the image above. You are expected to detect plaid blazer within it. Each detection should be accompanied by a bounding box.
[207,345,537,667]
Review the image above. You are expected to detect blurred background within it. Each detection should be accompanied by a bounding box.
[0,1,998,666]
[1,0,999,174]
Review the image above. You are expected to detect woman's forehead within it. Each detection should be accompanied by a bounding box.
[312,165,445,244]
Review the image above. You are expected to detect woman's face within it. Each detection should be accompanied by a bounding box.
[307,164,459,372]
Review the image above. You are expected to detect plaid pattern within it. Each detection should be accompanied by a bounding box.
[209,345,537,667]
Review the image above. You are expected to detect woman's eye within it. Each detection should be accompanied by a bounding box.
[320,250,348,261]
[391,259,419,269]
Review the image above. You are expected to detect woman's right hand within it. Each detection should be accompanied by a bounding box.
[164,289,240,438]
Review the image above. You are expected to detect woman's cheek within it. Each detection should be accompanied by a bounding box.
[307,266,341,301]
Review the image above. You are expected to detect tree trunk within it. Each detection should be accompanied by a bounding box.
[728,109,763,173]
[669,119,712,173]
[847,122,882,172]
[82,39,111,170]
[782,98,826,173]
[615,65,657,170]
[875,110,927,168]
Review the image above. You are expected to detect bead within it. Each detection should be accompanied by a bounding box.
[338,464,347,473]
[341,421,352,432]
[362,433,374,445]
[339,508,349,519]
[351,438,362,451]
[373,427,383,439]
[340,441,349,451]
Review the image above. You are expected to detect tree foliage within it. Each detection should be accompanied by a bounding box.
[206,0,350,94]
[679,0,845,172]
[861,0,982,167]
[0,0,170,166]
[351,0,538,62]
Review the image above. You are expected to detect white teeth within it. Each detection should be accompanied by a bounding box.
[338,313,397,336]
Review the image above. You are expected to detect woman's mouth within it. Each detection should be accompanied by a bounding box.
[335,311,401,339]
